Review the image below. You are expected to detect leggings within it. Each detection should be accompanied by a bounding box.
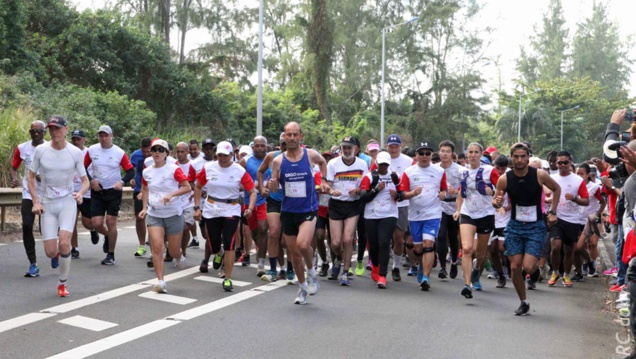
[21,199,37,263]
[357,207,368,261]
[436,212,459,268]
[366,217,397,277]
[204,216,240,254]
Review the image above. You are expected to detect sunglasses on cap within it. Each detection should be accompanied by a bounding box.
[556,160,570,165]
[151,147,166,153]
[417,150,432,157]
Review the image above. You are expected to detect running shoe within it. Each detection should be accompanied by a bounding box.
[371,266,379,282]
[548,273,559,286]
[348,267,354,276]
[187,238,199,248]
[571,273,584,282]
[470,268,480,285]
[392,268,401,282]
[587,261,598,277]
[307,270,319,295]
[473,281,482,291]
[610,284,626,293]
[102,236,109,253]
[57,283,70,297]
[242,254,251,267]
[90,230,99,245]
[147,258,154,268]
[25,263,40,277]
[164,251,173,262]
[222,279,233,292]
[619,307,630,319]
[407,266,417,277]
[582,263,589,276]
[329,260,341,280]
[526,278,536,290]
[402,256,411,268]
[604,266,618,276]
[562,275,573,287]
[199,259,208,273]
[416,265,424,284]
[51,253,59,269]
[487,271,499,279]
[340,272,351,286]
[256,266,266,277]
[261,270,277,283]
[461,284,473,299]
[153,280,167,293]
[319,263,329,277]
[71,248,80,259]
[294,287,308,305]
[438,267,448,279]
[433,253,438,269]
[514,302,530,316]
[134,245,147,257]
[366,259,372,271]
[101,253,115,265]
[496,275,507,288]
[449,263,458,279]
[377,276,387,289]
[420,275,430,291]
[278,270,287,281]
[175,256,186,268]
[287,269,296,283]
[212,253,224,270]
[355,261,365,276]
[218,267,226,278]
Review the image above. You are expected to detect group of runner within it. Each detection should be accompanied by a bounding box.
[12,116,616,314]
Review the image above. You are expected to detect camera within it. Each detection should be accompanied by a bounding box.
[626,109,635,122]
[609,162,629,188]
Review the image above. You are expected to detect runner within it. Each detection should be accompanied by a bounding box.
[314,151,335,276]
[191,138,216,272]
[28,116,88,297]
[10,120,47,277]
[70,129,98,259]
[139,139,191,293]
[268,122,330,304]
[84,125,135,265]
[175,142,197,257]
[130,137,152,258]
[493,142,560,315]
[194,141,257,292]
[488,155,512,288]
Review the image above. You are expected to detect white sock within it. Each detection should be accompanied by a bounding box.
[192,236,198,241]
[308,267,316,277]
[393,254,402,268]
[258,258,266,267]
[300,282,308,289]
[522,300,529,305]
[59,252,71,282]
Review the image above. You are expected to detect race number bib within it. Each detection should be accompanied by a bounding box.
[374,199,391,214]
[319,194,330,206]
[46,185,70,199]
[515,205,537,222]
[149,192,166,207]
[285,181,306,198]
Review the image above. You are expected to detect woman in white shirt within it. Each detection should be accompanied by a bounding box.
[139,139,191,294]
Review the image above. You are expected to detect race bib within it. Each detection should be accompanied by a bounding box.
[285,181,306,198]
[149,192,166,207]
[319,194,330,206]
[46,185,70,199]
[515,205,537,222]
[374,199,391,214]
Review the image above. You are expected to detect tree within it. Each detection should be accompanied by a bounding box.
[306,0,334,125]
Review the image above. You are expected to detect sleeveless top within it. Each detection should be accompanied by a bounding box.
[279,148,318,213]
[506,166,543,222]
[244,155,266,205]
[265,151,284,202]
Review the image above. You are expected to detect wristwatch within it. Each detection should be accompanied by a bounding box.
[548,210,556,216]
[194,206,200,210]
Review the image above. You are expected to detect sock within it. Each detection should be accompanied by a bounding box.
[308,267,316,277]
[269,257,277,272]
[192,236,198,241]
[522,300,529,305]
[300,281,308,290]
[287,260,293,272]
[530,268,541,283]
[258,258,266,267]
[393,254,402,268]
[59,252,71,282]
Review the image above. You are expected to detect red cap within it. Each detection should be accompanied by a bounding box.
[485,146,498,154]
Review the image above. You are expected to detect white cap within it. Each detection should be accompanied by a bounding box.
[151,139,169,151]
[239,145,253,156]
[98,125,113,134]
[216,141,233,155]
[376,151,391,165]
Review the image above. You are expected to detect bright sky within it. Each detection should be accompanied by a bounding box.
[72,0,636,98]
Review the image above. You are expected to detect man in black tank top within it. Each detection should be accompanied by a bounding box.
[493,143,561,316]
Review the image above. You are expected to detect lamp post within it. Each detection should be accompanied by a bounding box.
[560,105,581,150]
[381,16,419,148]
[256,0,264,136]
[517,88,542,142]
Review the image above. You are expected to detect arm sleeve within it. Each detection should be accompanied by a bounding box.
[578,181,589,198]
[241,171,255,192]
[12,147,22,170]
[398,173,410,192]
[121,168,135,183]
[440,172,448,191]
[120,153,134,171]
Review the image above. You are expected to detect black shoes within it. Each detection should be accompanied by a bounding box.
[514,302,530,316]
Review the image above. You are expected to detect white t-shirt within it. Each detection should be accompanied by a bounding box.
[327,157,368,202]
[30,142,86,203]
[176,160,196,210]
[371,153,415,208]
[400,164,447,221]
[459,165,499,219]
[495,194,511,229]
[142,163,187,218]
[12,141,46,200]
[73,147,93,199]
[579,181,602,220]
[436,162,464,215]
[551,172,589,224]
[360,172,398,219]
[196,162,254,218]
[85,144,133,189]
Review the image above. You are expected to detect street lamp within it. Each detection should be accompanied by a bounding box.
[381,16,419,148]
[517,88,542,142]
[560,105,581,150]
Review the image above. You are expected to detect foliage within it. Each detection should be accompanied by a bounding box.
[0,106,35,187]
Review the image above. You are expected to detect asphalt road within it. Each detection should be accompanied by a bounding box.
[0,223,624,359]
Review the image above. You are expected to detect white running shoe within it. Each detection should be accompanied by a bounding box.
[153,280,167,293]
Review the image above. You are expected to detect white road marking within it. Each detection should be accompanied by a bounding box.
[46,319,179,359]
[138,292,197,305]
[0,313,57,334]
[41,284,149,314]
[167,290,262,321]
[193,276,252,287]
[123,226,136,229]
[140,266,202,285]
[0,243,6,246]
[58,315,118,332]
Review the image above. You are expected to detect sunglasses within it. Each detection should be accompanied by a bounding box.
[417,151,432,157]
[556,160,570,165]
[29,129,45,134]
[151,147,166,153]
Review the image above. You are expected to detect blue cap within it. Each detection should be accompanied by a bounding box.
[387,134,402,146]
[480,156,491,165]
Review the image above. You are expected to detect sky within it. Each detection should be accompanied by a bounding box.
[71,0,636,98]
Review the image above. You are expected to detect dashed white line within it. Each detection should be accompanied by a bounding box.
[138,292,197,305]
[41,284,150,314]
[58,315,118,332]
[193,276,252,287]
[0,313,57,334]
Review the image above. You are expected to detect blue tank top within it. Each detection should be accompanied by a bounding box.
[279,148,318,213]
[265,151,283,202]
[244,155,266,205]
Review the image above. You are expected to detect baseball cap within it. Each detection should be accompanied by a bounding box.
[322,151,335,160]
[71,129,85,138]
[415,141,434,151]
[47,116,67,128]
[480,156,492,165]
[98,125,113,134]
[202,138,215,147]
[151,139,169,151]
[340,136,356,147]
[225,138,237,147]
[485,146,498,154]
[376,151,391,165]
[387,134,402,146]
[239,145,253,156]
[367,143,380,152]
[216,141,233,155]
